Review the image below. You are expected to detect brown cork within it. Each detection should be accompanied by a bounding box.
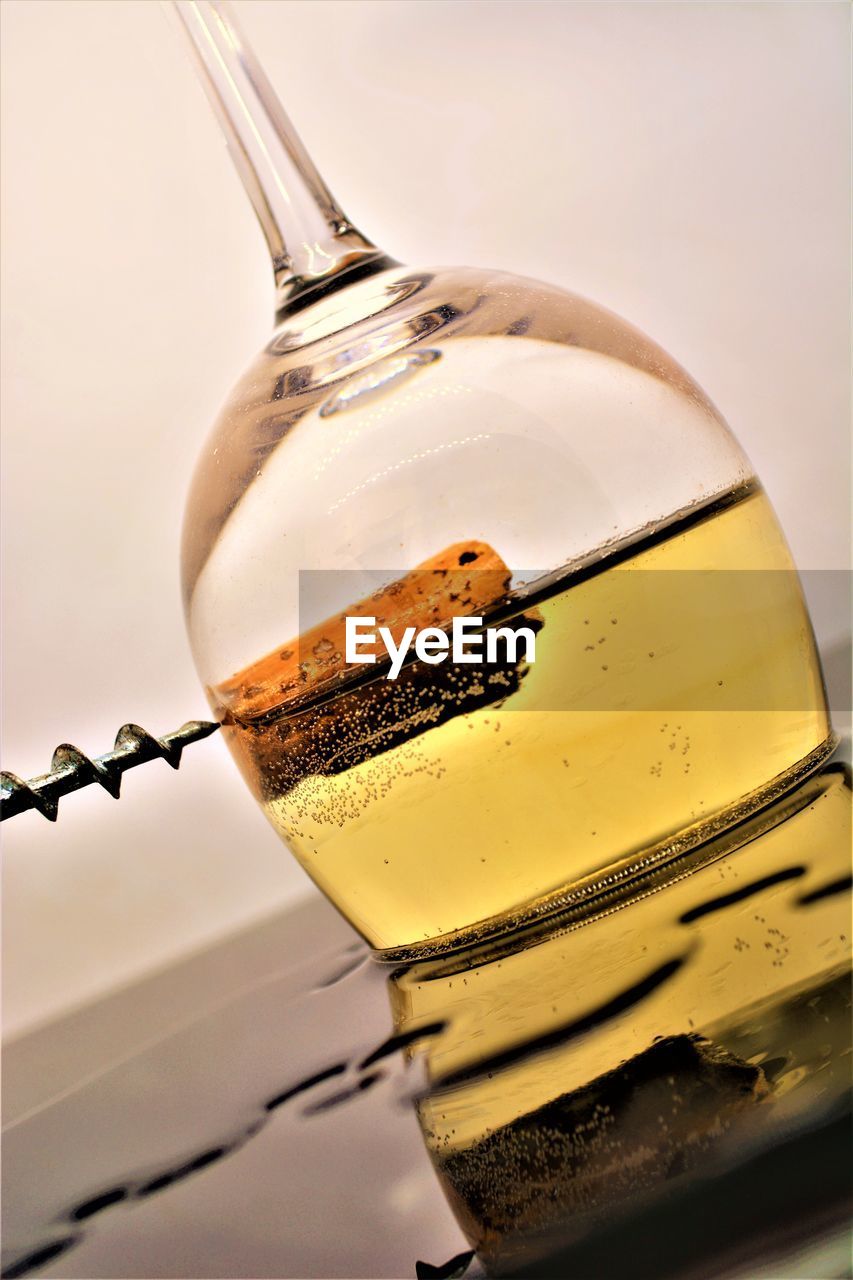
[214,541,512,723]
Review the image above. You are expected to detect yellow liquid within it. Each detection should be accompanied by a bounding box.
[389,765,852,1270]
[217,484,833,954]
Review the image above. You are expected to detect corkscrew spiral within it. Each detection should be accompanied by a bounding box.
[0,720,220,822]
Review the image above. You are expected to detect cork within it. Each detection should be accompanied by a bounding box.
[215,541,512,722]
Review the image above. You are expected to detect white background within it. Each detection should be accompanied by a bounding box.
[2,0,849,1037]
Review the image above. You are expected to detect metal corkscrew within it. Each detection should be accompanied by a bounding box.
[0,720,220,822]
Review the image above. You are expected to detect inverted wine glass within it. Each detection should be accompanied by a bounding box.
[176,0,834,958]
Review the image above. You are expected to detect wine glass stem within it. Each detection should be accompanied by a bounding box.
[172,0,382,308]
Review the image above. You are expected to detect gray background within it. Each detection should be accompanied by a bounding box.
[1,0,849,1035]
